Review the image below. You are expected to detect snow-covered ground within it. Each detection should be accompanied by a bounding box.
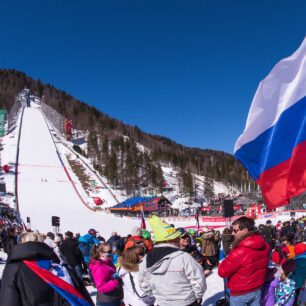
[0,103,229,236]
[0,99,306,306]
[0,102,226,304]
[1,102,305,306]
[0,102,233,237]
[14,105,142,237]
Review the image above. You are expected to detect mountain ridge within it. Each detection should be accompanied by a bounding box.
[0,68,254,195]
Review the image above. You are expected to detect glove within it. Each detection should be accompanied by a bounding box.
[113,273,123,285]
[113,272,120,279]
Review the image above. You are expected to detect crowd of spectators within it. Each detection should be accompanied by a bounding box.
[0,214,305,305]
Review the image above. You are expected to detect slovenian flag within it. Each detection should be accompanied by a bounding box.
[23,260,92,306]
[234,37,306,209]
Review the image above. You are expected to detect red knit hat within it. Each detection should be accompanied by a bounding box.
[294,242,306,256]
[281,260,296,275]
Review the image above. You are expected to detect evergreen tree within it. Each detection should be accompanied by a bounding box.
[123,140,140,195]
[106,148,118,186]
[142,152,151,187]
[154,163,164,193]
[178,169,193,196]
[184,170,194,196]
[204,176,215,200]
[101,136,109,175]
[87,130,98,162]
[118,142,125,190]
[101,135,109,157]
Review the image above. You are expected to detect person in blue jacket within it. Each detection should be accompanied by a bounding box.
[78,229,100,264]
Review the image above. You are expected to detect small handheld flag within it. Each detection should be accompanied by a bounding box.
[140,204,146,229]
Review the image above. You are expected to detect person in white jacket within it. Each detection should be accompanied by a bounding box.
[44,232,65,264]
[118,245,155,306]
[138,216,207,306]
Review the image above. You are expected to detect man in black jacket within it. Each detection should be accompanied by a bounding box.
[0,232,93,306]
[280,221,295,240]
[3,227,17,255]
[106,231,124,252]
[261,220,277,250]
[60,231,84,279]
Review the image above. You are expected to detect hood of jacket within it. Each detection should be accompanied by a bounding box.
[79,233,94,243]
[44,237,56,248]
[117,256,139,272]
[145,244,183,274]
[233,232,266,250]
[7,241,59,264]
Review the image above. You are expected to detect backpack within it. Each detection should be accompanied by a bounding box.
[79,241,91,258]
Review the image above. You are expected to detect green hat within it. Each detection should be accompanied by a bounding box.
[188,229,196,235]
[141,229,151,240]
[149,215,181,242]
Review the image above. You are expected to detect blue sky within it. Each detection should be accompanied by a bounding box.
[1,1,305,153]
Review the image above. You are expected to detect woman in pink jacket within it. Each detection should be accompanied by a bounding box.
[89,243,123,306]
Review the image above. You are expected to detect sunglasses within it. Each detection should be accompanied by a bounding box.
[103,250,112,254]
[137,252,145,256]
[233,229,240,234]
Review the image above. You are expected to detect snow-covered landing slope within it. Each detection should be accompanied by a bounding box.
[17,106,139,237]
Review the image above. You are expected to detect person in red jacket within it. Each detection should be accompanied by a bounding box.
[218,217,270,306]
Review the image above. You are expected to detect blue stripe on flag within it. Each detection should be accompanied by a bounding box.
[50,284,91,306]
[219,241,226,261]
[235,96,306,180]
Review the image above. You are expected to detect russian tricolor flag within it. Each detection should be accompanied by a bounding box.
[234,37,306,210]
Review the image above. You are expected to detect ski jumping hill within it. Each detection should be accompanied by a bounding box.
[9,104,140,237]
[3,103,205,237]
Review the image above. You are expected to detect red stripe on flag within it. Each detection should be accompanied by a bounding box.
[23,260,87,301]
[257,140,306,209]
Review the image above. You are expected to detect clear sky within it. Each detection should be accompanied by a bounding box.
[1,1,305,153]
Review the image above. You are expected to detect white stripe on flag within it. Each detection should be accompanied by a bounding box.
[235,37,306,152]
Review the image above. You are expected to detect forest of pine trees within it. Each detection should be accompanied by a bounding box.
[0,69,256,196]
[84,132,164,196]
